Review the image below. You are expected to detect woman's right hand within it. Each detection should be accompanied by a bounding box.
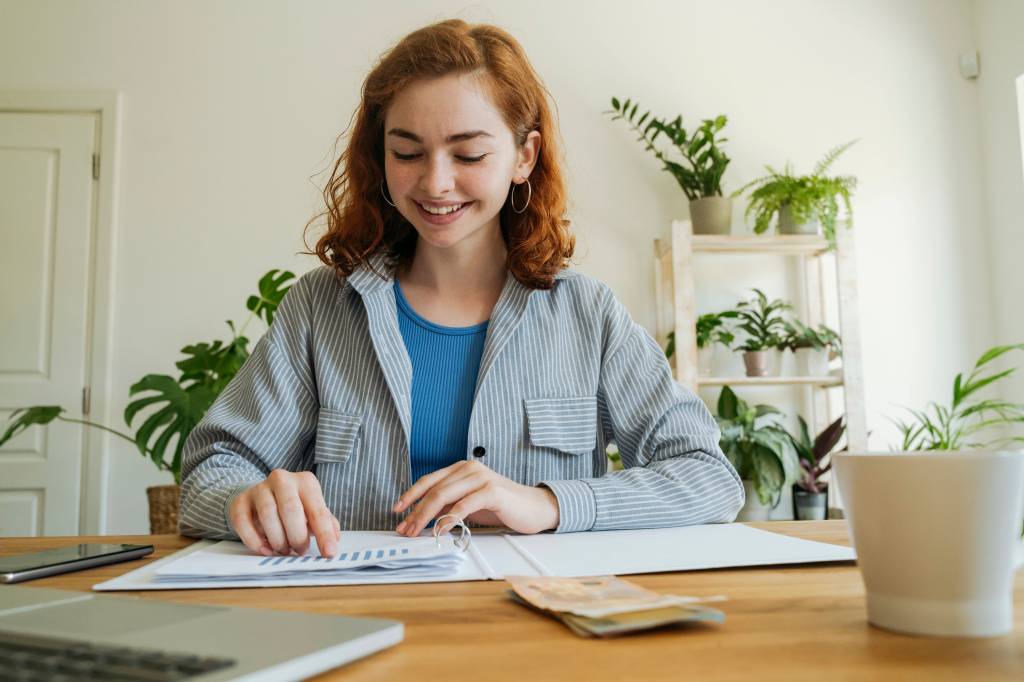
[228,469,341,557]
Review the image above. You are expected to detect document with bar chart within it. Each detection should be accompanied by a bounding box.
[93,525,855,591]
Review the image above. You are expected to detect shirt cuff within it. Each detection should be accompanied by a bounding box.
[222,481,260,536]
[539,479,597,533]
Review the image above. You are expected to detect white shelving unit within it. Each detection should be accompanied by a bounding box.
[653,219,869,458]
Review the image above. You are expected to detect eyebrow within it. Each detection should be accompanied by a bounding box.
[386,128,494,144]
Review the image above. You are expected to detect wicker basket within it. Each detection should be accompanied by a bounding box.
[146,484,181,535]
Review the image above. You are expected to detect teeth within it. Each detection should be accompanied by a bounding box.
[420,203,464,215]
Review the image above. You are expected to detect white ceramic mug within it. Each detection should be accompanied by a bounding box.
[834,450,1024,637]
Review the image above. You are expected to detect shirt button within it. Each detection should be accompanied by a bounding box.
[472,446,486,457]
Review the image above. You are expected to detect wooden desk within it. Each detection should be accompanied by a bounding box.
[1,522,1021,680]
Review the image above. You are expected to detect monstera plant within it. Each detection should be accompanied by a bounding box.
[0,270,295,489]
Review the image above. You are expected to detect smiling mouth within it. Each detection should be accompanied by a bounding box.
[416,201,472,215]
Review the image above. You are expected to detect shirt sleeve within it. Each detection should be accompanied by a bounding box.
[178,275,319,539]
[541,290,745,532]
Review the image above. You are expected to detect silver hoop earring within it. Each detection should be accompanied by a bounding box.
[510,179,532,214]
[380,180,396,208]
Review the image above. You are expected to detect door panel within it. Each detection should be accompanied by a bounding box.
[0,112,96,536]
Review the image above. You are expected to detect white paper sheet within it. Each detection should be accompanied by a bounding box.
[507,523,855,577]
[93,524,855,591]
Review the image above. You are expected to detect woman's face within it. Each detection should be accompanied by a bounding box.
[383,72,539,255]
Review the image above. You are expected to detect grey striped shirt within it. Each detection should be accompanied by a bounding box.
[179,258,744,538]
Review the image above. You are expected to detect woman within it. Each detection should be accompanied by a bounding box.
[179,19,744,558]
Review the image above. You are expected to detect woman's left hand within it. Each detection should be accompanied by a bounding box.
[393,460,560,537]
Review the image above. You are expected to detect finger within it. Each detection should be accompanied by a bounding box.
[395,467,486,536]
[298,475,338,557]
[273,483,311,555]
[253,486,290,554]
[445,489,493,531]
[393,462,469,513]
[229,496,272,556]
[399,473,487,537]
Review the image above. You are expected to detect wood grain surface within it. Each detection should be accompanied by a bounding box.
[1,521,1021,681]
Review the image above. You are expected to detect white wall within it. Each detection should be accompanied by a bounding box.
[0,0,1011,533]
[971,0,1024,404]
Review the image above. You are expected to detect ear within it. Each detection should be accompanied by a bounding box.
[513,130,541,183]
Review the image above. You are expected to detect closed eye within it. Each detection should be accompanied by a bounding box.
[390,151,488,164]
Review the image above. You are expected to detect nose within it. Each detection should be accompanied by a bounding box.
[419,155,455,198]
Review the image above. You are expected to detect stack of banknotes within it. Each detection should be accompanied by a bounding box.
[505,575,726,637]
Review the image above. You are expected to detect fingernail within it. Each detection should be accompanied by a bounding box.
[259,546,272,556]
[392,500,402,511]
[396,521,406,532]
[325,543,337,557]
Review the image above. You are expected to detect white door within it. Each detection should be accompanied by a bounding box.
[0,112,97,536]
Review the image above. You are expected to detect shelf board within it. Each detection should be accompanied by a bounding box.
[692,235,830,255]
[696,375,843,387]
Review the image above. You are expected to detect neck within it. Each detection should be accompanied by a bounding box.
[404,226,508,297]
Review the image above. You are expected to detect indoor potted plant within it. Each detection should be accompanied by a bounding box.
[789,415,845,520]
[695,310,739,376]
[716,386,800,521]
[834,343,1024,637]
[734,289,791,377]
[891,343,1024,452]
[732,140,858,247]
[781,319,842,376]
[0,269,295,534]
[607,97,732,234]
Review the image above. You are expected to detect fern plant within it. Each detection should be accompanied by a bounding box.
[0,269,296,484]
[892,344,1024,451]
[732,141,858,247]
[606,97,730,200]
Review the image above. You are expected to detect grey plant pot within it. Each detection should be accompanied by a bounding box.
[736,480,794,521]
[689,196,732,235]
[777,204,820,235]
[742,350,771,377]
[794,489,828,521]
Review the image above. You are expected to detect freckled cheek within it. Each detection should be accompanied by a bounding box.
[460,168,509,204]
[384,163,418,197]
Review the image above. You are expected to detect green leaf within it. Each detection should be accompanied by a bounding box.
[958,368,1016,405]
[717,386,739,420]
[125,374,217,476]
[246,270,295,326]
[1,406,64,448]
[975,343,1024,368]
[611,96,621,110]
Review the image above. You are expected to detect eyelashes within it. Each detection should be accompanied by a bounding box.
[390,152,488,164]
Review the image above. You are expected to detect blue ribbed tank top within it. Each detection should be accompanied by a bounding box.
[393,279,489,484]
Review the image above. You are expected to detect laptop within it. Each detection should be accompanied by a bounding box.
[0,584,403,681]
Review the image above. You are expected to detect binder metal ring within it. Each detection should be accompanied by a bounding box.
[433,514,471,552]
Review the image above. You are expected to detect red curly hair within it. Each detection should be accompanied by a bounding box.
[305,19,573,289]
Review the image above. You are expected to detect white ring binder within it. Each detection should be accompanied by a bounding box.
[433,514,471,552]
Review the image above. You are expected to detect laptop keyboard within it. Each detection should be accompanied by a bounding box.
[0,630,236,681]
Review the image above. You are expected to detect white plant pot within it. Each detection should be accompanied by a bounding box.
[794,347,830,376]
[697,345,715,377]
[735,480,795,521]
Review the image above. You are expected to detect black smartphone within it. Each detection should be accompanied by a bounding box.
[0,543,154,584]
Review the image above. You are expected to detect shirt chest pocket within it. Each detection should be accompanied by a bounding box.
[314,407,362,464]
[523,396,598,455]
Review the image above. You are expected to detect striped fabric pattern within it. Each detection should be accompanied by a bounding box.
[179,256,745,538]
